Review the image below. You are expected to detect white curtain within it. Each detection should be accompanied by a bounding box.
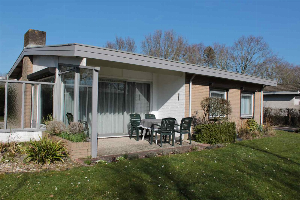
[97,81,150,136]
[241,95,252,116]
[63,85,74,126]
[98,81,125,136]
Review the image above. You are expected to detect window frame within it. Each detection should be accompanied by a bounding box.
[240,93,254,118]
[209,89,227,100]
[209,89,227,118]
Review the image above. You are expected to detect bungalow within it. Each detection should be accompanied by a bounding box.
[3,29,276,157]
[264,85,300,109]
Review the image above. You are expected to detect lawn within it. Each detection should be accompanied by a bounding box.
[0,115,3,122]
[0,130,299,199]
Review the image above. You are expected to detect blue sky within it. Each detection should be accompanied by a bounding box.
[0,0,299,74]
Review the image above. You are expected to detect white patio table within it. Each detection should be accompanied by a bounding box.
[140,119,179,144]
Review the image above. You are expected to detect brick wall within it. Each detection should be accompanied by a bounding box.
[185,74,263,126]
[50,135,91,160]
[254,92,261,123]
[22,56,33,128]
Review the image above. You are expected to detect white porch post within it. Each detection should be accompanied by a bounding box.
[4,82,8,129]
[74,67,80,122]
[91,67,99,158]
[53,68,62,120]
[261,90,264,125]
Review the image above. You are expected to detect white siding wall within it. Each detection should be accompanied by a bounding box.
[152,73,185,123]
[33,56,58,73]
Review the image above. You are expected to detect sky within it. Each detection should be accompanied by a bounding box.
[0,0,299,74]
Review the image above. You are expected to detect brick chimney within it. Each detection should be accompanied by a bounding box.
[24,29,46,47]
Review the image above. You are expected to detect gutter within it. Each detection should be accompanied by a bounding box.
[189,74,196,117]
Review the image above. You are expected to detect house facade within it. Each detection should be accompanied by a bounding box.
[264,85,300,109]
[3,29,277,156]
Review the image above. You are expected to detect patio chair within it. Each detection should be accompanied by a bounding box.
[151,118,176,147]
[130,113,142,141]
[145,114,156,119]
[66,113,73,125]
[176,117,193,145]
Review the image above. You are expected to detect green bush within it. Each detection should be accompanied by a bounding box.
[194,122,236,144]
[58,132,87,142]
[26,137,67,164]
[247,119,259,132]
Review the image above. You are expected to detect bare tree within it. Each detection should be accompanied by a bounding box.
[105,36,136,52]
[212,43,233,70]
[0,73,7,80]
[203,46,216,68]
[182,43,206,65]
[141,30,188,61]
[231,36,273,74]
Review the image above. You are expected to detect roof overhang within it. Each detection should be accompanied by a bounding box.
[8,43,277,86]
[27,67,56,81]
[264,91,300,95]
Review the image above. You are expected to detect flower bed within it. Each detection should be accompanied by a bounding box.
[49,134,91,160]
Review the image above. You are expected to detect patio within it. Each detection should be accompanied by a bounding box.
[96,136,209,158]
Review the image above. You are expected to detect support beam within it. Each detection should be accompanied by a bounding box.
[4,82,8,129]
[91,67,99,158]
[73,67,80,122]
[261,90,264,125]
[36,84,41,129]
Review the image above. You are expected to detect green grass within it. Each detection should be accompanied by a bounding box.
[1,131,299,199]
[0,115,3,122]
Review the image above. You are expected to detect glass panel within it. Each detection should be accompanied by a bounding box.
[7,83,22,129]
[79,68,93,138]
[62,68,75,126]
[124,82,150,134]
[98,81,125,136]
[241,94,252,116]
[40,84,54,125]
[37,76,55,83]
[210,91,225,99]
[0,82,5,129]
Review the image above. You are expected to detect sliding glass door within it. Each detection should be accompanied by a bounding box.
[97,80,150,136]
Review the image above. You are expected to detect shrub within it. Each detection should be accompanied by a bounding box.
[68,122,85,134]
[58,132,87,142]
[46,120,66,135]
[238,119,275,140]
[26,137,67,164]
[194,122,236,144]
[247,119,259,132]
[201,97,232,122]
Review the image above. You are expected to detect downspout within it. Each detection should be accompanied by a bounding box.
[189,74,196,117]
[260,86,265,125]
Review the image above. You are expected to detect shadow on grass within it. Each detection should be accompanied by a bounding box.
[234,142,300,166]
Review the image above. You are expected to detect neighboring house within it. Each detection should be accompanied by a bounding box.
[3,29,276,156]
[264,85,300,109]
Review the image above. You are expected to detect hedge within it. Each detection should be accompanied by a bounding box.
[194,122,236,144]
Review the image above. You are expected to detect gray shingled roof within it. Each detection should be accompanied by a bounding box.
[264,84,300,93]
[8,43,277,86]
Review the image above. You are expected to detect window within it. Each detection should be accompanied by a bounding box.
[241,93,254,118]
[209,90,227,118]
[210,90,226,99]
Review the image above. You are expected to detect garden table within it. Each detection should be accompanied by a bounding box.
[140,119,179,144]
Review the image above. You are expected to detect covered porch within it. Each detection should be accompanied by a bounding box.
[52,55,186,158]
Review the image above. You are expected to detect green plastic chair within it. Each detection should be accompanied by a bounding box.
[177,117,193,145]
[66,113,73,125]
[130,113,142,141]
[151,118,176,147]
[145,114,156,119]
